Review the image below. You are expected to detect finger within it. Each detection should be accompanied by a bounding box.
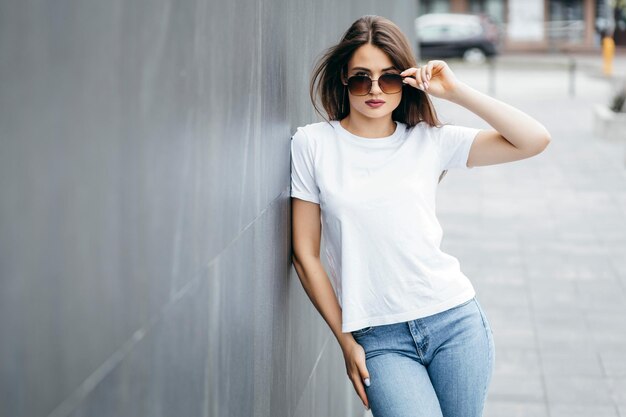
[426,62,433,81]
[359,363,371,408]
[360,367,371,388]
[416,67,427,90]
[400,67,417,77]
[421,65,430,89]
[402,76,420,89]
[429,59,447,73]
[351,375,370,409]
[403,76,427,91]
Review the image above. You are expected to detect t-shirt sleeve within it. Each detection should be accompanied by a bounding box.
[290,127,320,204]
[431,124,481,170]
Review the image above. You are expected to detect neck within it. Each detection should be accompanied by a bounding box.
[340,114,396,138]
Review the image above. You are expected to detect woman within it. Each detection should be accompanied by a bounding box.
[290,15,550,417]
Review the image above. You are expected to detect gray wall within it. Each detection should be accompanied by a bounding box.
[0,1,418,416]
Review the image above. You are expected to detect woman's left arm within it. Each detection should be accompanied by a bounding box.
[402,60,552,167]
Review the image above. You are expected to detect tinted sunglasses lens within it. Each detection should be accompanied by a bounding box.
[347,76,371,95]
[379,74,403,93]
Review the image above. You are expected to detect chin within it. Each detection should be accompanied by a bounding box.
[361,109,394,118]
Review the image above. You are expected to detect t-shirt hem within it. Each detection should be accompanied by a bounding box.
[291,191,319,204]
[458,129,480,170]
[341,288,476,333]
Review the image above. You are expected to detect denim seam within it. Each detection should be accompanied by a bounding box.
[412,319,429,362]
[474,299,492,406]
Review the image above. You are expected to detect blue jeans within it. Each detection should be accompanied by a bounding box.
[351,297,495,417]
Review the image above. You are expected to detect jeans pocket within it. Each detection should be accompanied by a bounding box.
[351,326,374,337]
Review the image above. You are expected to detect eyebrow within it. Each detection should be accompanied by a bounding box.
[350,66,398,72]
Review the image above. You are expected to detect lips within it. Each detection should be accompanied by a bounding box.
[365,99,385,109]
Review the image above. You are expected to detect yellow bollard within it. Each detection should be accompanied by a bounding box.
[602,36,615,76]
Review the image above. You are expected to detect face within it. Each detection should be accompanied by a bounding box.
[342,43,403,120]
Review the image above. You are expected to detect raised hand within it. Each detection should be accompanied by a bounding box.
[401,60,462,100]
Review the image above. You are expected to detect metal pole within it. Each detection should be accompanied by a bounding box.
[488,56,496,96]
[569,57,576,97]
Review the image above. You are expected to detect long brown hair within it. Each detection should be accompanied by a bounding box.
[309,15,442,128]
[309,15,449,182]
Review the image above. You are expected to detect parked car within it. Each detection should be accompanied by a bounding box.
[415,13,502,63]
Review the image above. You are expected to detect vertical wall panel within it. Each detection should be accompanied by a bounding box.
[0,1,418,416]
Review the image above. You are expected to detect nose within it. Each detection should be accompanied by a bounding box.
[370,79,383,95]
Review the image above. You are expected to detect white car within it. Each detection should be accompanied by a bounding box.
[415,13,502,64]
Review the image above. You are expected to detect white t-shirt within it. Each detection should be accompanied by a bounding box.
[290,119,481,333]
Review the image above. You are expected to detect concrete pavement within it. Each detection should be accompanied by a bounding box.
[439,56,626,417]
[361,53,626,417]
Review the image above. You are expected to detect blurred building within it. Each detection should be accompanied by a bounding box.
[419,0,626,52]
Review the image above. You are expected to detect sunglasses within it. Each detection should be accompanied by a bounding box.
[343,73,410,96]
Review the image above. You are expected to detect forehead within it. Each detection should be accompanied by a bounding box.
[347,43,395,72]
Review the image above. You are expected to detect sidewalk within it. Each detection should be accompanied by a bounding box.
[433,63,626,417]
[362,58,625,417]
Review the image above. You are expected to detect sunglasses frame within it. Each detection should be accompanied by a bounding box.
[342,73,411,96]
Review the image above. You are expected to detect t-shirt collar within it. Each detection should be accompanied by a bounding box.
[331,120,405,147]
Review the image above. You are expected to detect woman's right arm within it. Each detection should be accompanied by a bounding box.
[290,197,357,353]
[291,197,371,410]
